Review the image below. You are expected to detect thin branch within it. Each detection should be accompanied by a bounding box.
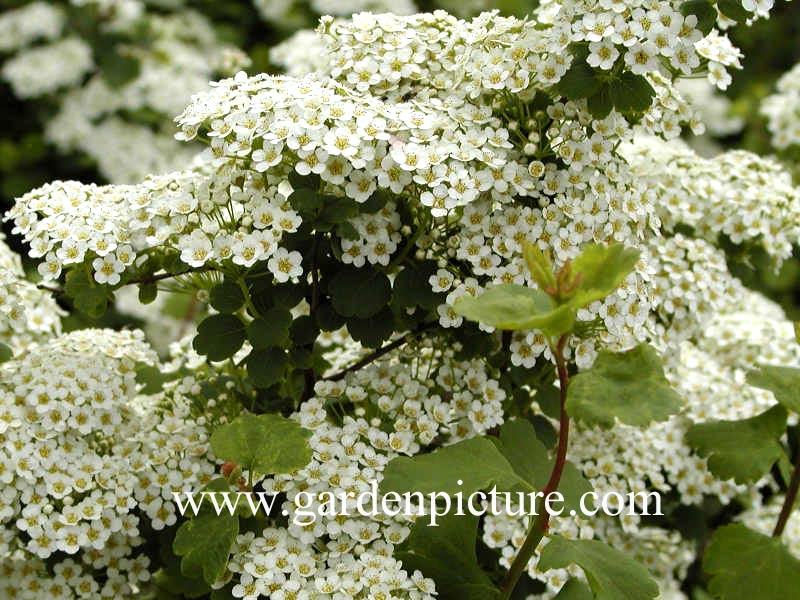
[773,449,800,537]
[323,321,436,382]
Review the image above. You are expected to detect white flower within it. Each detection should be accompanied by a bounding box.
[268,247,303,283]
[624,42,660,75]
[92,255,124,285]
[180,233,213,268]
[587,41,620,70]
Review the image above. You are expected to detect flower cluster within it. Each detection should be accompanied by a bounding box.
[5,3,800,599]
[622,136,800,261]
[761,60,800,150]
[0,235,62,349]
[0,3,248,183]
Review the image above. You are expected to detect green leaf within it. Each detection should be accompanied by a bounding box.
[65,266,109,319]
[246,348,288,388]
[138,282,158,305]
[746,366,800,413]
[192,314,246,362]
[680,0,717,34]
[289,315,319,346]
[288,170,320,191]
[557,60,602,99]
[555,580,594,600]
[453,285,575,335]
[703,524,800,600]
[288,188,323,218]
[495,419,593,513]
[209,281,245,314]
[380,436,530,496]
[173,514,238,585]
[567,344,681,428]
[246,308,292,349]
[154,563,212,598]
[0,343,12,363]
[347,307,395,348]
[396,513,499,600]
[393,263,442,310]
[98,51,141,88]
[359,189,391,213]
[539,537,659,600]
[329,267,392,318]
[570,243,640,309]
[609,72,655,114]
[587,85,614,120]
[522,242,556,293]
[717,0,752,22]
[686,405,787,483]
[318,196,359,229]
[209,413,313,476]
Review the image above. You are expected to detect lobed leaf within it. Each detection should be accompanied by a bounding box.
[210,413,313,476]
[539,537,660,600]
[703,524,800,600]
[453,284,575,335]
[686,405,787,483]
[567,344,682,428]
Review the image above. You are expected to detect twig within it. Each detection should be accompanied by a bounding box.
[323,321,436,382]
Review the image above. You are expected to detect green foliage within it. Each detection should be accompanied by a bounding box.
[380,436,530,496]
[680,1,717,35]
[703,524,800,600]
[393,262,443,310]
[173,513,239,585]
[538,537,660,600]
[454,285,575,335]
[396,513,500,600]
[329,267,392,318]
[567,344,682,428]
[555,580,593,600]
[454,243,639,335]
[0,343,12,363]
[717,0,752,22]
[746,365,800,413]
[245,348,288,388]
[608,72,655,114]
[686,405,787,483]
[246,307,292,349]
[570,244,641,309]
[65,265,110,319]
[138,282,158,305]
[209,281,245,314]
[192,314,246,362]
[346,307,395,348]
[495,419,593,513]
[209,413,313,477]
[557,58,654,117]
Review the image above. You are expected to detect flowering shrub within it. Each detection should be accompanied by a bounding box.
[2,1,800,599]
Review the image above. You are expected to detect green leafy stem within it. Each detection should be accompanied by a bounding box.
[498,333,572,599]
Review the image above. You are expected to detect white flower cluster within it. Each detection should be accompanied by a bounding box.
[622,136,800,261]
[0,3,249,183]
[675,78,744,138]
[6,3,800,599]
[252,0,416,25]
[0,1,64,53]
[0,235,62,349]
[761,61,800,150]
[223,345,505,599]
[644,234,738,347]
[0,321,233,598]
[1,37,93,99]
[7,161,305,285]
